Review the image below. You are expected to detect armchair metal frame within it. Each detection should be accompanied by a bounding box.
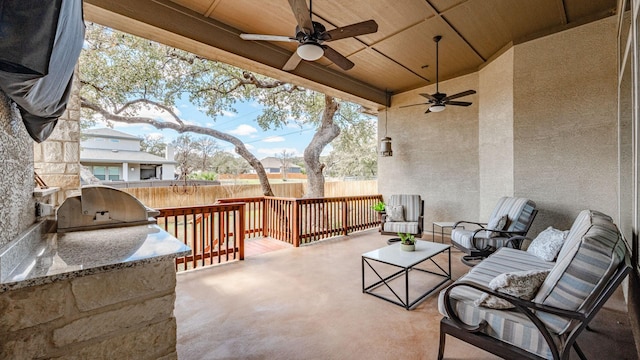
[438,255,631,360]
[453,209,538,264]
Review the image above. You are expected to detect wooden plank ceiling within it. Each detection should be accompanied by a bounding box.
[84,0,616,108]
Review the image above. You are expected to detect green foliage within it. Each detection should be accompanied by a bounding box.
[371,201,385,212]
[140,134,167,157]
[189,171,218,181]
[325,118,377,178]
[398,233,415,245]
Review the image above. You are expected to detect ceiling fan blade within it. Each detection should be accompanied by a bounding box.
[447,101,472,107]
[240,34,297,42]
[283,52,303,71]
[323,46,354,70]
[323,20,379,41]
[419,93,438,102]
[399,103,429,108]
[443,89,476,101]
[288,0,313,34]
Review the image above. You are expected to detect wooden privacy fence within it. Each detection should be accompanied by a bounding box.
[218,194,383,246]
[156,203,245,271]
[120,180,378,209]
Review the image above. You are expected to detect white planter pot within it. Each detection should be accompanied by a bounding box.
[400,243,415,251]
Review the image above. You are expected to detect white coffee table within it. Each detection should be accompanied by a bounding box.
[362,240,451,310]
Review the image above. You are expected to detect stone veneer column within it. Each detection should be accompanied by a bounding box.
[0,93,36,248]
[33,70,81,205]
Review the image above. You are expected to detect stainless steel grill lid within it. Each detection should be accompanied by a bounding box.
[57,185,157,232]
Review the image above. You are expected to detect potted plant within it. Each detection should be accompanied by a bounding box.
[398,233,416,251]
[371,201,386,213]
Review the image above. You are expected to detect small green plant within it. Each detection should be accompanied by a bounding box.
[371,201,386,212]
[398,233,415,245]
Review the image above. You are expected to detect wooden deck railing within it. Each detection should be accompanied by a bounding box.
[156,195,382,271]
[218,195,383,246]
[156,203,245,271]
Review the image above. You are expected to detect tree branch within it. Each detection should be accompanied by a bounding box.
[80,97,274,196]
[114,99,184,126]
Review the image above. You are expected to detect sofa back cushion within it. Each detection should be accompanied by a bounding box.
[387,195,422,222]
[533,210,626,334]
[487,197,537,233]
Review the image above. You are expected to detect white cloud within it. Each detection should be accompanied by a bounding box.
[221,110,237,118]
[229,124,258,136]
[262,136,285,143]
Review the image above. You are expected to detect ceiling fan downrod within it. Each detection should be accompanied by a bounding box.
[434,35,441,94]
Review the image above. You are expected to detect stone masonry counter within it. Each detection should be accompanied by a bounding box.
[0,225,190,359]
[0,224,190,292]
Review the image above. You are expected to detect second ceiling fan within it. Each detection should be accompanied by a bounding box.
[403,36,476,113]
[239,0,378,71]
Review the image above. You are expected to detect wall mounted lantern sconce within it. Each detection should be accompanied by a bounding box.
[380,135,393,157]
[380,92,393,157]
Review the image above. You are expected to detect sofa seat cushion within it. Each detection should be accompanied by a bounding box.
[450,229,509,253]
[438,248,556,358]
[383,221,419,235]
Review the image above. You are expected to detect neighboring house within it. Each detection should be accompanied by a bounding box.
[80,128,176,181]
[260,157,301,174]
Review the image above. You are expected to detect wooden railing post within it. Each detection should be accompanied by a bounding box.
[292,199,300,247]
[263,198,270,238]
[342,198,349,236]
[238,204,245,260]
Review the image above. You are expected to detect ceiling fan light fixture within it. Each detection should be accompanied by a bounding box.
[297,43,324,61]
[429,104,446,112]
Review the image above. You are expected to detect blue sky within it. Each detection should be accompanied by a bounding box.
[89,99,324,159]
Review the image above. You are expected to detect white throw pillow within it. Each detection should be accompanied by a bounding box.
[487,214,508,237]
[527,226,568,261]
[475,269,550,309]
[387,205,405,222]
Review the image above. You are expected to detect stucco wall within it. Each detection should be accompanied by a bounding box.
[380,73,480,230]
[0,93,35,248]
[513,16,618,234]
[478,48,515,219]
[379,16,617,237]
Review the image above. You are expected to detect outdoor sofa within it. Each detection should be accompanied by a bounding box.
[438,209,631,360]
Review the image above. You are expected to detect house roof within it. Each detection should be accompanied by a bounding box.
[81,148,176,165]
[83,0,617,109]
[83,128,143,141]
[260,157,301,169]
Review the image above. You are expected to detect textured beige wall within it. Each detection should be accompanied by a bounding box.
[378,16,617,237]
[0,93,35,248]
[513,16,618,234]
[478,48,515,219]
[380,73,480,231]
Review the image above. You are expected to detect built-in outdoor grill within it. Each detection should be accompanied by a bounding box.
[56,185,160,232]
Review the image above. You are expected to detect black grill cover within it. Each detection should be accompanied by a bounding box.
[0,0,85,143]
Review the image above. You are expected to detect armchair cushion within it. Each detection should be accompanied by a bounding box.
[533,210,626,334]
[381,195,423,237]
[387,205,405,222]
[526,226,568,261]
[487,214,509,237]
[475,269,550,309]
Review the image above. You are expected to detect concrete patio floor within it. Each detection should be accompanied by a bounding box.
[175,229,638,360]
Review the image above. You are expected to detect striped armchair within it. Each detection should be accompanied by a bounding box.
[451,196,537,264]
[380,194,424,237]
[438,210,631,360]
